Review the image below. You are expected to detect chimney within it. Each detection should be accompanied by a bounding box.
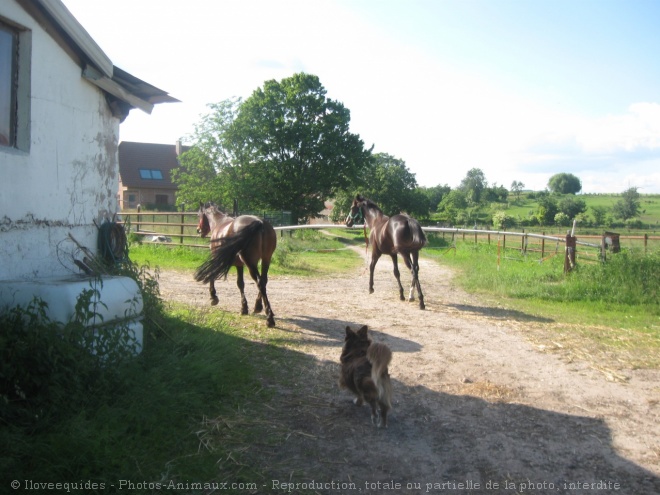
[175,139,182,156]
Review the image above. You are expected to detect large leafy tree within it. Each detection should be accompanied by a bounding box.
[510,180,525,200]
[547,173,582,194]
[612,187,641,220]
[459,168,488,204]
[437,189,468,225]
[420,184,451,213]
[558,196,587,219]
[590,205,609,226]
[174,74,372,223]
[172,98,243,208]
[330,153,428,221]
[362,153,426,216]
[535,195,559,226]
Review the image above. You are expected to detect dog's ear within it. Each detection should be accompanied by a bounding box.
[345,326,355,339]
[356,325,368,338]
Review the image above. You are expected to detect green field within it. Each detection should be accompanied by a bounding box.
[501,192,660,232]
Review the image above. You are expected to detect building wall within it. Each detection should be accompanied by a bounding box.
[120,188,176,210]
[0,2,120,281]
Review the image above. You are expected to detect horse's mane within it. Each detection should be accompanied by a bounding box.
[203,201,226,214]
[356,195,383,214]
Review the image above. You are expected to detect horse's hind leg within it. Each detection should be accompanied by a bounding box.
[252,263,264,314]
[236,266,249,315]
[247,262,275,327]
[388,254,405,300]
[209,278,219,306]
[253,293,263,314]
[411,251,425,310]
[400,253,415,302]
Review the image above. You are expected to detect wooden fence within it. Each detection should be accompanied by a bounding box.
[119,211,660,273]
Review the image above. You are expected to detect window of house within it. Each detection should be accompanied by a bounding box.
[139,169,164,180]
[0,18,30,151]
[155,194,168,205]
[0,24,16,147]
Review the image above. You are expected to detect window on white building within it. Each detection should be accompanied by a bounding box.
[0,18,30,152]
[0,24,16,147]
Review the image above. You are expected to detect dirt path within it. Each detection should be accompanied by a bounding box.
[158,247,660,494]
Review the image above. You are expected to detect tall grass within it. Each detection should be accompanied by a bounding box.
[272,228,362,275]
[430,242,660,310]
[0,304,297,491]
[128,229,362,277]
[127,243,209,271]
[426,241,660,367]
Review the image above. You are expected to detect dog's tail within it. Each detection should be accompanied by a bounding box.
[367,343,392,407]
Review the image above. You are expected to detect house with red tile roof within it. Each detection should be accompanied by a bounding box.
[118,140,188,210]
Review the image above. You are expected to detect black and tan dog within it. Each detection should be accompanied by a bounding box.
[339,325,393,428]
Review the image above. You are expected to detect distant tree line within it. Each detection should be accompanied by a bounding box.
[172,73,647,230]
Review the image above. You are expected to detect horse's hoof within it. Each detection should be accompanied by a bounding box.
[241,309,249,316]
[369,288,375,294]
[211,298,219,306]
[419,302,426,310]
[266,318,275,328]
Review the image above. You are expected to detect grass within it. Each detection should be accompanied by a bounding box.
[128,229,363,277]
[1,305,314,492]
[425,240,660,369]
[128,243,209,271]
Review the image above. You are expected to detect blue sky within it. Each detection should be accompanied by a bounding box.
[62,0,660,193]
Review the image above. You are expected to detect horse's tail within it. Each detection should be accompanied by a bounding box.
[367,343,392,408]
[408,217,427,247]
[194,221,264,284]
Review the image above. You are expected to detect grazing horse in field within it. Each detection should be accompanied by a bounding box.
[345,195,427,309]
[195,201,277,327]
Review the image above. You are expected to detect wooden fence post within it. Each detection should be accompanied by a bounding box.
[136,204,141,232]
[180,203,186,245]
[541,232,545,260]
[564,233,576,273]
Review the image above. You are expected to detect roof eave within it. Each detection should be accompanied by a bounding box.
[34,0,113,77]
[25,0,179,118]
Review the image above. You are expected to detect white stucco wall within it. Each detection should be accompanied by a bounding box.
[1,2,120,281]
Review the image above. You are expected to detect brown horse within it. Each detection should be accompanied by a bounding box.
[345,195,427,309]
[195,201,277,327]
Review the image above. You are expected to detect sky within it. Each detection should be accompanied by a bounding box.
[61,0,660,194]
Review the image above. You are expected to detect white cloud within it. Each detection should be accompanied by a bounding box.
[512,103,660,192]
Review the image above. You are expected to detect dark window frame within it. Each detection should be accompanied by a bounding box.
[138,168,164,180]
[0,23,17,147]
[0,17,30,153]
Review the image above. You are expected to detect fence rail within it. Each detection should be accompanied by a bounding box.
[119,211,660,272]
